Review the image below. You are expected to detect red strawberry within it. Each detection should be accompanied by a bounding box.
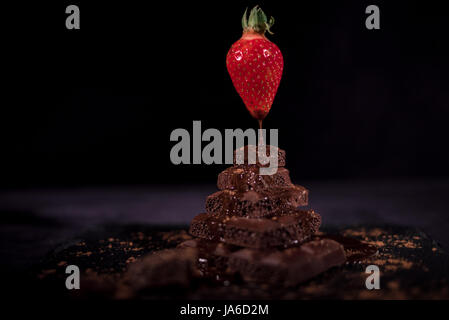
[226,6,284,121]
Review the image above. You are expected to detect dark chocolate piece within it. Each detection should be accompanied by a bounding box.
[205,186,308,217]
[217,165,293,192]
[233,145,286,167]
[122,247,199,289]
[189,209,321,248]
[228,239,346,286]
[178,239,239,277]
[314,234,378,263]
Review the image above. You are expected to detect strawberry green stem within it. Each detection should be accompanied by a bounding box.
[242,6,275,35]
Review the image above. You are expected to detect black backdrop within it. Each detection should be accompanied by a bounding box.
[2,0,449,187]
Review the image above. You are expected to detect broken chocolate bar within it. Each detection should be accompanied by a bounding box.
[205,186,308,217]
[189,209,321,248]
[228,239,346,286]
[217,165,293,192]
[233,145,286,167]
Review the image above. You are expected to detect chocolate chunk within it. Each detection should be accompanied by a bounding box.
[178,239,239,276]
[189,209,321,248]
[228,239,346,286]
[122,248,199,290]
[233,145,286,167]
[217,165,293,192]
[205,186,308,217]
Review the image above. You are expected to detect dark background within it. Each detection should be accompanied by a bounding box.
[2,0,449,188]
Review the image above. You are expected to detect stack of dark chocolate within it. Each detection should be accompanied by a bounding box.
[184,145,346,286]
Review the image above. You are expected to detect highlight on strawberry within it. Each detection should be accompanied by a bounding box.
[226,6,284,123]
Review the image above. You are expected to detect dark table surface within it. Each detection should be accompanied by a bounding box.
[1,179,449,276]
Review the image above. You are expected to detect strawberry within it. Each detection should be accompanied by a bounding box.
[226,6,284,121]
